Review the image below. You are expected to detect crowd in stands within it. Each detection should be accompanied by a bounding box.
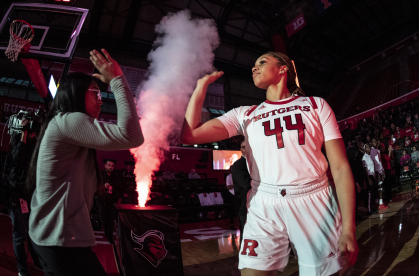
[341,98,419,216]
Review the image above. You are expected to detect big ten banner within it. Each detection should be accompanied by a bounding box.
[285,14,306,37]
[204,83,224,110]
[41,58,95,83]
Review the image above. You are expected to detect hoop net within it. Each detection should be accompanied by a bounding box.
[5,20,34,62]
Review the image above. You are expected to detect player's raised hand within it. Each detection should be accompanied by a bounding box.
[90,49,123,84]
[197,71,224,87]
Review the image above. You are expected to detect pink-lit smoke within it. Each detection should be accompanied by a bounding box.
[130,10,220,207]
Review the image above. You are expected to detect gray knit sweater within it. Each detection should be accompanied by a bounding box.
[29,75,143,247]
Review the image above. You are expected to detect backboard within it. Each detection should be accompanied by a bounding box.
[0,3,89,63]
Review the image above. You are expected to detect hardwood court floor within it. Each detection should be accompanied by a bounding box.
[181,196,419,276]
[2,196,419,275]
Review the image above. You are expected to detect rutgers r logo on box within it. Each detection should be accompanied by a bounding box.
[241,239,259,257]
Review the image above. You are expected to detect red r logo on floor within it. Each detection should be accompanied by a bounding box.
[241,239,259,256]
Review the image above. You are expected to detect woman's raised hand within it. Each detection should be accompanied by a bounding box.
[197,71,224,87]
[90,49,123,84]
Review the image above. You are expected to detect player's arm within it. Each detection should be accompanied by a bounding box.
[180,71,229,145]
[324,138,358,271]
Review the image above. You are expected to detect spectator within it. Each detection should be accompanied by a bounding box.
[361,120,369,136]
[411,146,419,164]
[389,134,396,147]
[394,126,403,140]
[381,145,394,202]
[99,160,122,244]
[389,106,395,116]
[226,173,234,195]
[405,136,412,147]
[6,121,42,275]
[406,116,413,127]
[412,127,419,143]
[349,120,357,131]
[231,140,251,245]
[122,165,135,179]
[410,101,416,112]
[188,168,200,179]
[346,146,363,220]
[397,106,403,117]
[346,140,353,152]
[382,113,389,125]
[362,144,378,215]
[414,113,419,127]
[178,171,188,179]
[225,173,237,229]
[390,123,396,134]
[382,125,390,138]
[373,128,380,140]
[365,135,371,145]
[162,169,175,179]
[400,150,411,166]
[404,122,413,137]
[370,139,387,210]
[357,141,365,155]
[377,139,384,151]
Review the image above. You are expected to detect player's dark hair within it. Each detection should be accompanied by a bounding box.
[264,52,305,97]
[26,72,102,196]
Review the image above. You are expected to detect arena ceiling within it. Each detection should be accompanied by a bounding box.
[1,0,419,98]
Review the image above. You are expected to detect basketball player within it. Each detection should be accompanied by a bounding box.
[180,52,358,276]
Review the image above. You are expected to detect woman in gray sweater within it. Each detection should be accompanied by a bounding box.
[26,49,144,275]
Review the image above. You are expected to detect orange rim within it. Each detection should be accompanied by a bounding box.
[10,19,34,43]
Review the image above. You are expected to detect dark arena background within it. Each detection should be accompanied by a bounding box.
[1,0,419,275]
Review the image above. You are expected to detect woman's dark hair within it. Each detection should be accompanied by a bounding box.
[264,51,305,96]
[26,72,102,195]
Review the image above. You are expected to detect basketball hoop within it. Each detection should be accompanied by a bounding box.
[5,19,34,62]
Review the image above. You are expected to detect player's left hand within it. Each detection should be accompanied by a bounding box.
[90,49,123,84]
[338,231,358,275]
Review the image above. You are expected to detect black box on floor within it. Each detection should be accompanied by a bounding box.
[115,204,184,276]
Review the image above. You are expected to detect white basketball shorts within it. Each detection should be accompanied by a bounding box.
[238,176,344,276]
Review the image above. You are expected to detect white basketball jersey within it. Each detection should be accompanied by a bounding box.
[217,96,341,186]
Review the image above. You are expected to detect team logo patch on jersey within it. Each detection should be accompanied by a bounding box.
[280,189,286,197]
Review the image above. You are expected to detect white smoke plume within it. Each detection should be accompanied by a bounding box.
[130,10,220,207]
